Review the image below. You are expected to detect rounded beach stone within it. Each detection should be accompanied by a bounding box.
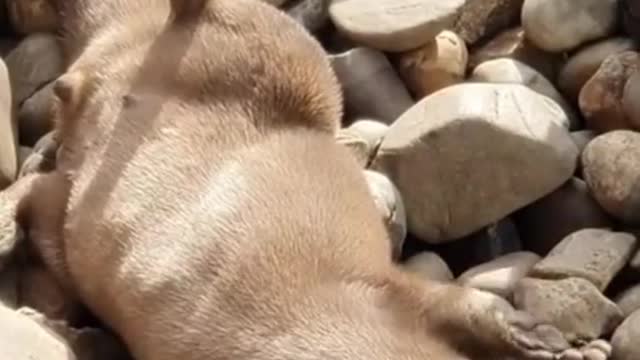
[470,58,577,129]
[328,0,465,52]
[453,0,524,45]
[522,0,618,53]
[0,305,76,360]
[329,47,414,124]
[371,83,578,243]
[615,284,640,318]
[558,37,637,104]
[529,229,637,291]
[402,252,454,282]
[467,26,561,81]
[582,130,640,225]
[610,309,640,360]
[579,51,640,133]
[514,178,613,256]
[5,33,64,105]
[363,170,407,260]
[0,58,17,189]
[514,277,624,342]
[457,251,540,299]
[394,30,468,99]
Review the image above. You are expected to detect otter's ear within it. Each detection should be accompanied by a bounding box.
[170,0,207,22]
[53,71,86,110]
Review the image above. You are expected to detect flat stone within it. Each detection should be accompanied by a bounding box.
[558,37,637,104]
[514,277,624,342]
[468,26,561,81]
[610,309,640,360]
[457,251,540,299]
[522,0,618,53]
[453,0,523,45]
[394,30,468,99]
[0,58,17,189]
[514,178,613,256]
[336,119,388,167]
[402,251,453,282]
[579,51,640,133]
[0,305,76,360]
[615,284,640,318]
[530,229,637,291]
[582,130,640,225]
[330,47,414,124]
[18,80,54,146]
[328,0,465,52]
[470,58,578,129]
[363,170,407,260]
[371,83,578,243]
[5,33,64,105]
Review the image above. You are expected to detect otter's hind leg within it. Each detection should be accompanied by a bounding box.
[421,282,611,359]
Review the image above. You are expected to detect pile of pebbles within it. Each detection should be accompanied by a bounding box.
[0,0,639,359]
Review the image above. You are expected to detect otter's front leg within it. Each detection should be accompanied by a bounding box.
[16,170,84,323]
[422,282,611,359]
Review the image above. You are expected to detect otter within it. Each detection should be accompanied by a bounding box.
[0,0,611,359]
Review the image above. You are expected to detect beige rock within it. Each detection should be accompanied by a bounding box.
[394,30,468,99]
[582,130,640,225]
[6,0,59,35]
[401,252,453,282]
[5,33,64,105]
[522,0,618,53]
[19,80,54,146]
[364,170,406,260]
[457,251,540,299]
[336,120,388,167]
[0,58,17,189]
[610,309,640,360]
[615,284,640,318]
[470,58,578,129]
[330,47,413,124]
[0,305,76,360]
[558,37,637,104]
[530,229,637,291]
[468,26,561,81]
[514,277,624,342]
[579,51,640,133]
[328,0,465,52]
[453,0,524,45]
[372,83,578,243]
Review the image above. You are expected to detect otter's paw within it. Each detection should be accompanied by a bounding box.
[505,311,611,360]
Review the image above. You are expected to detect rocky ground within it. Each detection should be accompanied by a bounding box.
[0,0,639,359]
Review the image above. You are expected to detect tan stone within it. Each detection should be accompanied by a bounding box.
[328,0,465,52]
[394,30,468,99]
[372,83,578,243]
[579,51,640,133]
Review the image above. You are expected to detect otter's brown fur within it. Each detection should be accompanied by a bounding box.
[1,0,610,359]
